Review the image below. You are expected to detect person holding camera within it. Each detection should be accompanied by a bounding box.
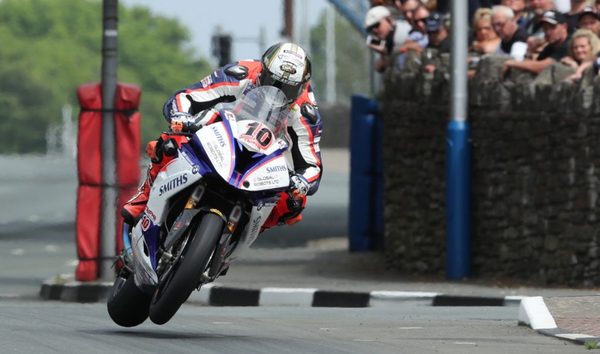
[364,5,412,72]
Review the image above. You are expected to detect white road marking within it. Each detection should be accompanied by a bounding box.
[398,327,423,330]
[319,328,338,330]
[259,288,317,307]
[353,339,374,342]
[454,342,477,345]
[212,322,232,325]
[11,249,24,256]
[65,260,78,266]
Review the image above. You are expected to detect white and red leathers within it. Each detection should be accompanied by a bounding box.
[162,60,323,196]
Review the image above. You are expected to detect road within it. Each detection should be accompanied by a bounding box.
[0,301,583,354]
[0,152,589,353]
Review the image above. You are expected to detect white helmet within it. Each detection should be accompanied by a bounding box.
[258,42,312,104]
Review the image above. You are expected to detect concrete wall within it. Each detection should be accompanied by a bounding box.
[383,55,600,287]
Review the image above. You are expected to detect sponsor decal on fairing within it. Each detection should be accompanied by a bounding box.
[239,155,288,191]
[196,122,234,180]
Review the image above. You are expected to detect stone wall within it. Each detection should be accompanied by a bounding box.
[383,55,600,287]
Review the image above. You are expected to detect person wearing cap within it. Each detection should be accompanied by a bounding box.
[364,5,412,72]
[423,12,450,74]
[425,12,451,52]
[500,10,571,80]
[563,0,592,34]
[577,6,600,37]
[492,5,529,61]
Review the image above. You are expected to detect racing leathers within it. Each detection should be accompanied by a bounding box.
[121,60,323,227]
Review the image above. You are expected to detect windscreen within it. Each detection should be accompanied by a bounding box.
[218,86,291,152]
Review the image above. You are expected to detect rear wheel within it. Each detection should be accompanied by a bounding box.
[148,213,223,325]
[107,274,151,327]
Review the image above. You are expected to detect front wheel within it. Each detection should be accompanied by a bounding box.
[148,212,223,325]
[107,274,152,327]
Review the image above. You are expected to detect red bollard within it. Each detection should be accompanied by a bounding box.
[75,82,141,281]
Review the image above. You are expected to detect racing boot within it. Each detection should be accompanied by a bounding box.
[121,165,155,225]
[121,135,186,225]
[121,138,165,225]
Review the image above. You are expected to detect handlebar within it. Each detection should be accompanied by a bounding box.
[170,120,202,134]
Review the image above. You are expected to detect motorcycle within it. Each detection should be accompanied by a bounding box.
[107,86,297,326]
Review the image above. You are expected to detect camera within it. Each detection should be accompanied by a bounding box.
[366,35,386,49]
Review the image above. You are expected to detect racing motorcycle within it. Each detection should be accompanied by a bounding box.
[107,86,298,326]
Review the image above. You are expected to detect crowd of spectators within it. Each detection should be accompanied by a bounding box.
[364,0,600,83]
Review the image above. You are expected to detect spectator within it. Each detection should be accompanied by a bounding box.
[500,10,570,80]
[401,0,423,24]
[563,0,591,34]
[423,0,438,11]
[492,5,529,61]
[596,0,600,13]
[364,6,412,72]
[577,6,600,37]
[425,12,449,51]
[423,12,450,73]
[470,8,502,54]
[525,0,556,36]
[399,4,431,54]
[370,0,396,6]
[561,28,599,68]
[370,0,401,16]
[555,0,572,13]
[501,0,533,28]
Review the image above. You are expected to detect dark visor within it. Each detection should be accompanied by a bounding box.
[258,70,303,104]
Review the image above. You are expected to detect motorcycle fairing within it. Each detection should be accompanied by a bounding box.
[131,219,159,292]
[188,117,289,192]
[221,200,278,266]
[193,121,236,183]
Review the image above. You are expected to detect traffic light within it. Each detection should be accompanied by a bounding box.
[219,35,232,66]
[211,34,232,67]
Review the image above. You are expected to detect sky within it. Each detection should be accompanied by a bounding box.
[120,0,331,64]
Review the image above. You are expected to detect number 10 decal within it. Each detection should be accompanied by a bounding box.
[242,121,273,149]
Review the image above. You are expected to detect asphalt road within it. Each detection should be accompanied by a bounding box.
[0,153,590,353]
[0,301,583,354]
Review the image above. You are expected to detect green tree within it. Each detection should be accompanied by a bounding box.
[0,0,212,153]
[309,8,371,105]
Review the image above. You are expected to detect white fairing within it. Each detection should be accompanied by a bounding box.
[130,222,158,288]
[147,156,203,225]
[224,204,276,264]
[239,155,289,191]
[196,122,234,182]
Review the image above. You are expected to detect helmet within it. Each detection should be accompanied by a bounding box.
[258,42,312,105]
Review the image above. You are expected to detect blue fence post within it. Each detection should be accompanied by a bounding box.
[349,95,384,252]
[445,120,472,279]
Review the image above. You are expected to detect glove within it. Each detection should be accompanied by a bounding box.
[170,112,199,133]
[289,174,310,196]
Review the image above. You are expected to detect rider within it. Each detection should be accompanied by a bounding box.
[121,42,323,230]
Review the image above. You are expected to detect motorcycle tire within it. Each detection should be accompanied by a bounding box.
[148,212,223,325]
[107,274,152,327]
